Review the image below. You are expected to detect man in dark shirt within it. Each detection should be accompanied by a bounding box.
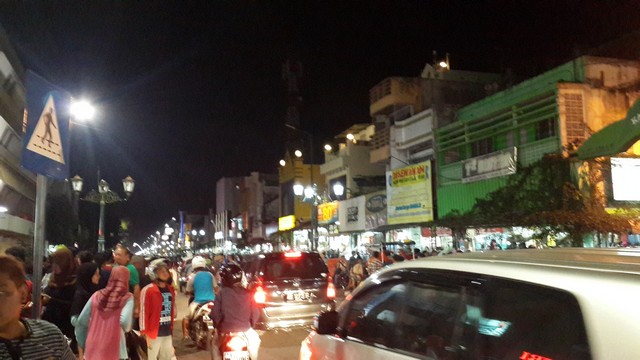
[140,259,176,360]
[212,263,260,360]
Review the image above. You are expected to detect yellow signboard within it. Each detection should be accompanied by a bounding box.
[279,215,296,231]
[317,201,338,224]
[387,161,433,224]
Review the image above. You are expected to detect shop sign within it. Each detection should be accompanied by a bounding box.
[317,201,338,224]
[339,196,366,232]
[387,161,433,225]
[365,191,387,230]
[278,215,296,231]
[421,227,453,237]
[462,147,517,183]
[475,227,504,235]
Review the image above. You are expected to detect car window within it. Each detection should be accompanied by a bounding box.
[480,279,591,360]
[392,280,473,358]
[263,254,327,280]
[342,281,408,348]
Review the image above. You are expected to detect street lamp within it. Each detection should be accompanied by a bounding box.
[76,175,136,253]
[293,183,321,251]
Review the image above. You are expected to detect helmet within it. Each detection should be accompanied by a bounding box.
[148,258,169,281]
[219,263,243,287]
[191,256,207,270]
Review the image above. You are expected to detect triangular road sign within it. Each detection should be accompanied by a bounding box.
[25,94,65,164]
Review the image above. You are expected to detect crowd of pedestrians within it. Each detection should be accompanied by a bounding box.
[325,245,441,291]
[0,243,180,360]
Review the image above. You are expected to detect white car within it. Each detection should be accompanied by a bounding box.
[300,248,640,360]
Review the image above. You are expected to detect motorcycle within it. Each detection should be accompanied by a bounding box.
[188,301,216,351]
[218,332,251,360]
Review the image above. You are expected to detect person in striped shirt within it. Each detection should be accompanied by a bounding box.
[0,255,75,360]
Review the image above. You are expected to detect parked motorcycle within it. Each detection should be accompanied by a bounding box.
[188,301,216,351]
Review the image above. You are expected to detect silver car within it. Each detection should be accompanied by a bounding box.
[302,248,640,359]
[244,251,335,330]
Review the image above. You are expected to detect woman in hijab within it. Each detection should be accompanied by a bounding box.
[75,265,134,360]
[70,262,100,360]
[41,247,78,349]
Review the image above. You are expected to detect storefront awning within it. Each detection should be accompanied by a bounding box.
[577,100,640,160]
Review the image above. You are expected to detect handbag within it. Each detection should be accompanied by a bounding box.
[126,330,148,360]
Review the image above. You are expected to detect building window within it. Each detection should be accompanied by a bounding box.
[520,128,528,145]
[506,131,516,148]
[471,138,493,157]
[444,149,460,164]
[536,118,556,140]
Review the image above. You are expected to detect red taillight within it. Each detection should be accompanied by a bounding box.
[327,282,336,299]
[226,335,248,351]
[254,286,267,304]
[284,251,301,258]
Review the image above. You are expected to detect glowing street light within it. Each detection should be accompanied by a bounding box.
[70,100,96,121]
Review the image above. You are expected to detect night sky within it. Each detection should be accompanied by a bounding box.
[0,1,637,239]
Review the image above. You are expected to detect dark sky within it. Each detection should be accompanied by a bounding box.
[0,1,637,239]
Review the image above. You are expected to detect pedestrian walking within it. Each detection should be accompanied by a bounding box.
[70,262,100,360]
[140,259,177,360]
[348,258,365,290]
[41,246,78,352]
[365,251,383,277]
[0,255,75,359]
[75,266,134,360]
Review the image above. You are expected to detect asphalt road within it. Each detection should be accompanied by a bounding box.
[172,291,310,360]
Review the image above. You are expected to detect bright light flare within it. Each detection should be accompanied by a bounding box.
[70,100,95,121]
[294,150,303,158]
[324,144,332,151]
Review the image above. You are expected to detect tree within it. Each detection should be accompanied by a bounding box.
[458,155,631,246]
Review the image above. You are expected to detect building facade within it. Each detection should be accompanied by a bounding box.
[436,56,640,218]
[0,24,35,254]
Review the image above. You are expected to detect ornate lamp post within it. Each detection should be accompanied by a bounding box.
[74,175,135,252]
[294,183,320,251]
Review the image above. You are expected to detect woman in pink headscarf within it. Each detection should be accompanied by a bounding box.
[75,265,134,360]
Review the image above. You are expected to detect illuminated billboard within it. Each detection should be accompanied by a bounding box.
[611,158,640,201]
[386,161,433,224]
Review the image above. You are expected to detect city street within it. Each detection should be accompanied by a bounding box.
[172,291,309,360]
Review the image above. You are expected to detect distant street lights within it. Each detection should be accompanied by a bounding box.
[71,175,135,252]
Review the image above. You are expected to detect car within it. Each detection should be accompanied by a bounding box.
[243,251,336,330]
[301,248,640,360]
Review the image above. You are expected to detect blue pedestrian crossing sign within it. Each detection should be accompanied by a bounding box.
[21,71,71,180]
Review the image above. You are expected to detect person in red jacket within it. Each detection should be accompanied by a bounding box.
[140,259,176,360]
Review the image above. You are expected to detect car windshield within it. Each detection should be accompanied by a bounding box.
[264,254,327,280]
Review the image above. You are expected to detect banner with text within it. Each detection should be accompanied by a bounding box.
[317,201,338,225]
[338,195,366,232]
[462,147,517,183]
[386,161,433,225]
[365,191,387,230]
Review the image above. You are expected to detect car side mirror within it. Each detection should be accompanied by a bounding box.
[314,310,338,335]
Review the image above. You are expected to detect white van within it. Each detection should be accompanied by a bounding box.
[301,248,640,360]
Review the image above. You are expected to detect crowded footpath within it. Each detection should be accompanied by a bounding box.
[0,244,182,360]
[0,243,264,360]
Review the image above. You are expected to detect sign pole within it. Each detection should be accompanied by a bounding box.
[31,174,48,319]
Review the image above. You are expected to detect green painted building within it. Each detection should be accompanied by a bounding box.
[435,56,640,218]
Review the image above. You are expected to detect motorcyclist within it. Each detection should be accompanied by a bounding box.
[212,263,260,360]
[182,255,217,340]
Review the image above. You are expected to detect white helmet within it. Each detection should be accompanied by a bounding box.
[191,255,207,270]
[148,258,169,281]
